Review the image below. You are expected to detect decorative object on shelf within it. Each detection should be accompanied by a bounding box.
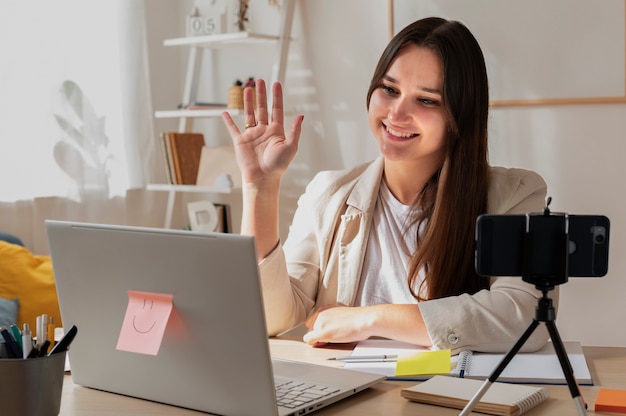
[227,77,256,109]
[243,76,255,88]
[227,79,244,109]
[187,1,227,36]
[196,146,242,190]
[235,0,250,31]
[236,0,280,32]
[235,0,281,31]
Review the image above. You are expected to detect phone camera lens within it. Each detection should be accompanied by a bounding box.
[591,226,606,244]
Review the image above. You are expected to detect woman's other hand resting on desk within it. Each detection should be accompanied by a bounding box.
[303,304,432,348]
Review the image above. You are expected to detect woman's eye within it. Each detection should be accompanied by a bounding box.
[381,85,398,95]
[419,98,439,106]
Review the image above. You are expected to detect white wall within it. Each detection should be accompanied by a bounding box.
[145,0,626,347]
[490,105,626,347]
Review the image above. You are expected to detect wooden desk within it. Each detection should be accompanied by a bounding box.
[59,341,626,415]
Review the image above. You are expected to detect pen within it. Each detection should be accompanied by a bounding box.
[37,340,51,357]
[22,323,33,359]
[48,325,78,356]
[327,354,398,362]
[27,345,40,358]
[0,326,22,358]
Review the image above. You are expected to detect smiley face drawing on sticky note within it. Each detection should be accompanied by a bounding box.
[132,298,157,334]
[116,291,174,355]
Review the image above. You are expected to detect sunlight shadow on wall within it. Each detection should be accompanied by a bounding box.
[53,80,114,201]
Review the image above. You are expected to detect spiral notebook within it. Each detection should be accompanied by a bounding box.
[343,339,592,385]
[401,375,549,416]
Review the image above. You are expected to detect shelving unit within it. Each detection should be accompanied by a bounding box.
[149,0,296,229]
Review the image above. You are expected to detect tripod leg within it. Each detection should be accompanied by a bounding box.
[459,319,540,416]
[544,320,588,416]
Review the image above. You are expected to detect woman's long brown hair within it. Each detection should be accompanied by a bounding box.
[366,17,490,300]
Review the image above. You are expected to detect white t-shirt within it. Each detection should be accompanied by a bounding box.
[355,180,426,306]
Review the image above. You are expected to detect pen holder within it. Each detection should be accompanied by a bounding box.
[0,352,66,416]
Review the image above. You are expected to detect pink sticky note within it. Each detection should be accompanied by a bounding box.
[116,290,174,355]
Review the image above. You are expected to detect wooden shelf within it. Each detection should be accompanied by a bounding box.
[163,32,280,48]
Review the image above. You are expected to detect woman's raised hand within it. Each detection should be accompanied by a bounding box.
[221,79,303,188]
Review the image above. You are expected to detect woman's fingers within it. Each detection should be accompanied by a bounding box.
[270,81,284,126]
[255,79,268,126]
[221,111,241,139]
[243,86,257,129]
[222,79,296,138]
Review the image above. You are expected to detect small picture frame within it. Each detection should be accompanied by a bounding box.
[187,200,219,232]
[187,201,232,233]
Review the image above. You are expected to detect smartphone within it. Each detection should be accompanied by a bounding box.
[475,214,610,278]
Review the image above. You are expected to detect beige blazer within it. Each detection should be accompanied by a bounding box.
[260,156,555,353]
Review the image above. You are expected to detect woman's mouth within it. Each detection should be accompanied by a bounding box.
[385,123,417,139]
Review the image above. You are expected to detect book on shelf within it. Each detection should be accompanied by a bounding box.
[401,375,549,416]
[159,133,175,185]
[342,339,592,384]
[159,132,206,185]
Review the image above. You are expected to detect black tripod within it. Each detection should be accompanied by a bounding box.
[461,208,587,416]
[458,287,587,416]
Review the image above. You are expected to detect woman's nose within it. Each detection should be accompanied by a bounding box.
[388,97,412,123]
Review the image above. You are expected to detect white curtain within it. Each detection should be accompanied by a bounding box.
[0,0,154,201]
[0,0,159,251]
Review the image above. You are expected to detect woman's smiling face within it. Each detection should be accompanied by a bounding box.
[368,44,447,167]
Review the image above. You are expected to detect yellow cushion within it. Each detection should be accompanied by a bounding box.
[0,241,62,330]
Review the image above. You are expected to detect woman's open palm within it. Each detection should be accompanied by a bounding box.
[221,80,303,186]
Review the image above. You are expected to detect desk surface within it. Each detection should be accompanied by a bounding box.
[59,341,626,415]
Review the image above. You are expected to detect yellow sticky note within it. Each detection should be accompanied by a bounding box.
[395,349,451,377]
[116,290,174,356]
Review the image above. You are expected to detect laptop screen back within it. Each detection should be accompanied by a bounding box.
[46,220,279,416]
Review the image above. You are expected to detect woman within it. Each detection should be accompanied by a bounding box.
[221,17,553,353]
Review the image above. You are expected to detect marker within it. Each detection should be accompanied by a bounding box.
[36,315,43,347]
[41,314,48,347]
[326,354,398,362]
[22,323,33,359]
[0,326,22,358]
[48,325,78,356]
[47,317,56,345]
[10,324,22,350]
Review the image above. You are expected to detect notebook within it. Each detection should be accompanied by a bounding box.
[401,375,550,416]
[46,220,384,416]
[342,339,592,385]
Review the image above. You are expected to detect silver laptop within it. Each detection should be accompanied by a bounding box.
[46,220,383,416]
